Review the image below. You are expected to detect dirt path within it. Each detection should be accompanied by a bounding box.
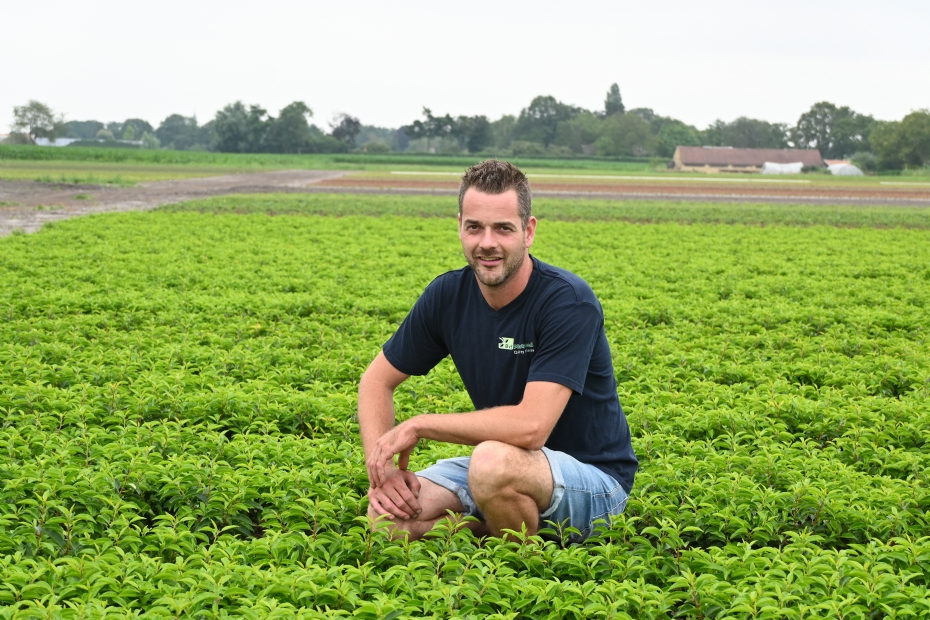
[0,170,346,236]
[3,169,929,237]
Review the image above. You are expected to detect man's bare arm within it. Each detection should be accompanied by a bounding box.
[358,351,409,454]
[358,351,422,519]
[367,381,572,487]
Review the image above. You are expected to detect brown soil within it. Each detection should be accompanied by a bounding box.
[0,170,345,236]
[3,170,928,237]
[315,178,930,204]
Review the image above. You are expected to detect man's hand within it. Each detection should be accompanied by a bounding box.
[367,419,421,488]
[368,467,422,520]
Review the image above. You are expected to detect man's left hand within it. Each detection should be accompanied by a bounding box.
[367,419,420,488]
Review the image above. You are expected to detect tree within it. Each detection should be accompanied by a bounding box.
[896,110,930,167]
[213,102,250,152]
[656,120,701,157]
[453,115,492,153]
[330,113,361,146]
[553,111,602,153]
[701,117,789,149]
[604,83,625,116]
[64,120,104,140]
[425,109,456,147]
[141,131,161,150]
[196,120,216,151]
[403,108,456,151]
[121,118,154,140]
[155,114,199,150]
[870,110,930,169]
[792,102,875,159]
[490,115,516,149]
[594,113,657,156]
[265,102,314,153]
[96,129,115,141]
[12,100,65,144]
[213,102,272,153]
[514,96,578,146]
[628,108,656,125]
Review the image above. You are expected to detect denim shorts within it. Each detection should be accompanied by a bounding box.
[417,446,629,542]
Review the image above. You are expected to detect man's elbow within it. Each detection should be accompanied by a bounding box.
[517,422,551,452]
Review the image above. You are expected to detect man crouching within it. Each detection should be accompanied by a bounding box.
[358,159,637,542]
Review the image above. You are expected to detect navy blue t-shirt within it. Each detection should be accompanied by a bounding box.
[382,256,638,493]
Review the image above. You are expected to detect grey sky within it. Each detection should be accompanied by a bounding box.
[4,0,928,133]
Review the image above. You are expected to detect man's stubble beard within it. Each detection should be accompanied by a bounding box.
[468,243,527,288]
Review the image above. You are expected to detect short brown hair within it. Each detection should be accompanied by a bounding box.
[458,159,532,228]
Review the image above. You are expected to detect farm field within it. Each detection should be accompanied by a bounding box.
[0,146,656,186]
[317,172,930,205]
[0,160,267,186]
[4,145,930,189]
[1,195,929,618]
[166,193,930,229]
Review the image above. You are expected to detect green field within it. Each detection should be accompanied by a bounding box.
[164,193,930,228]
[1,195,929,618]
[0,145,658,185]
[3,144,929,186]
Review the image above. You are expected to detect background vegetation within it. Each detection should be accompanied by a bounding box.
[7,88,930,172]
[1,196,928,616]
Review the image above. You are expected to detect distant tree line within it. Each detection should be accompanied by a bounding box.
[7,90,930,170]
[395,88,929,171]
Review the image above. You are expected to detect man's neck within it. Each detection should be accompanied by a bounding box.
[477,254,534,311]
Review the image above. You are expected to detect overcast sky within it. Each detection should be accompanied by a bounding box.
[4,0,928,133]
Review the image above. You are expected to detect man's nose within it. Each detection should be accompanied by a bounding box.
[478,228,498,248]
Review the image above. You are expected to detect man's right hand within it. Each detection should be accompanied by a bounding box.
[368,467,422,520]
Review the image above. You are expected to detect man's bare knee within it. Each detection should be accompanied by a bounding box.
[469,441,520,493]
[469,441,553,512]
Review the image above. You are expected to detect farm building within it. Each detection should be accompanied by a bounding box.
[672,146,824,173]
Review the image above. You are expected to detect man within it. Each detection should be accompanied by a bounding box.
[359,159,637,542]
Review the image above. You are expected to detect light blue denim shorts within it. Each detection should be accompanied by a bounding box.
[417,446,629,542]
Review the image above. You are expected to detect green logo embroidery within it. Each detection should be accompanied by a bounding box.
[498,337,534,354]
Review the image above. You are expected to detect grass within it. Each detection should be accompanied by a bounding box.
[161,192,930,228]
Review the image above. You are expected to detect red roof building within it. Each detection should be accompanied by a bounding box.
[673,146,824,173]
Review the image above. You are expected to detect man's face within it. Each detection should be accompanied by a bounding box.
[458,188,536,288]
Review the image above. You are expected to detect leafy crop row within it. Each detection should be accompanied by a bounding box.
[163,192,930,229]
[0,145,650,172]
[1,206,928,618]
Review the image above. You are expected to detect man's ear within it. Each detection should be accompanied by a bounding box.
[524,216,538,248]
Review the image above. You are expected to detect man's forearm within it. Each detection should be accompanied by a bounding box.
[405,406,550,452]
[358,372,398,457]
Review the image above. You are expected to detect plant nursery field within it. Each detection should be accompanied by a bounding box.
[1,195,929,618]
[0,146,657,186]
[4,144,929,188]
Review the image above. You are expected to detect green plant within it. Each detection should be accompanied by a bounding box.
[0,201,928,616]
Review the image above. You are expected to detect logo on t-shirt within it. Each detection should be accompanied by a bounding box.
[499,337,534,354]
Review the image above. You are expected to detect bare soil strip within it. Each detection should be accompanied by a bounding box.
[299,185,930,207]
[314,178,930,204]
[0,170,345,236]
[3,169,929,237]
